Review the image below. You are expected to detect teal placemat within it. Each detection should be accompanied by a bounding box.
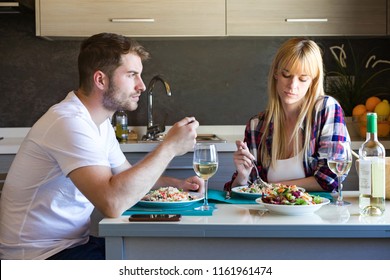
[308,191,333,201]
[123,201,216,216]
[208,189,259,204]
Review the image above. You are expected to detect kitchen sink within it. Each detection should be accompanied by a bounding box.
[137,134,226,143]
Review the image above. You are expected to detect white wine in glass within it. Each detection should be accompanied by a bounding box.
[326,141,352,206]
[327,161,353,177]
[193,143,218,211]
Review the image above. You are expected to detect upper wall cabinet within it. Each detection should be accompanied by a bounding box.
[35,0,225,37]
[388,0,390,35]
[227,0,387,36]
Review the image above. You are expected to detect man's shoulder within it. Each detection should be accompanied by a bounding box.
[42,92,88,122]
[29,98,92,140]
[51,92,86,115]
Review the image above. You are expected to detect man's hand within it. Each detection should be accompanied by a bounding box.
[178,175,204,193]
[163,117,199,156]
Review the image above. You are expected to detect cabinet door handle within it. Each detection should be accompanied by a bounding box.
[110,18,155,23]
[0,2,19,7]
[285,18,328,22]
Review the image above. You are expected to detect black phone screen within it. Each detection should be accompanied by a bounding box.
[128,214,181,222]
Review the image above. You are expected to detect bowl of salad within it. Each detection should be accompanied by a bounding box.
[256,184,330,215]
[232,183,305,200]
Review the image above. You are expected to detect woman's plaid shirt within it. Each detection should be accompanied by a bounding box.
[224,95,351,192]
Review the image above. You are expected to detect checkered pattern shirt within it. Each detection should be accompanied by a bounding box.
[224,95,351,192]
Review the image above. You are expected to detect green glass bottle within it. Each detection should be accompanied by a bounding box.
[358,112,386,216]
[115,110,128,143]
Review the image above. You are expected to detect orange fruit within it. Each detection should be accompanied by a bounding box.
[358,112,368,123]
[365,96,381,112]
[378,122,390,137]
[357,112,368,138]
[359,124,367,138]
[352,104,367,117]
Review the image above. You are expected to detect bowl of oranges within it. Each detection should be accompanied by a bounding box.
[352,96,390,138]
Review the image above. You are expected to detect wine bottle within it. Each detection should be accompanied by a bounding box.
[115,110,128,143]
[358,112,386,216]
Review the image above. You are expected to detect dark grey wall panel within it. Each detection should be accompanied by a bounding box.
[1,10,389,127]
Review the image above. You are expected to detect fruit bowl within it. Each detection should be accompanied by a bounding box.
[352,115,390,138]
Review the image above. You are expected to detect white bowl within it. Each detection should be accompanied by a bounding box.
[231,186,263,199]
[256,197,330,215]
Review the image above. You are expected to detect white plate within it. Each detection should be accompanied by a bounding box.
[256,197,330,215]
[231,186,263,199]
[137,192,204,208]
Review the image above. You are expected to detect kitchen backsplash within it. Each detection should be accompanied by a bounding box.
[1,9,389,127]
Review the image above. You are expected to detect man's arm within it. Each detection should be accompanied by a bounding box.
[69,117,199,218]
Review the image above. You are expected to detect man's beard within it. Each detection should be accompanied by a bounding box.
[102,81,138,112]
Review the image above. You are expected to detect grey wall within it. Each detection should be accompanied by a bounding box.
[1,9,389,127]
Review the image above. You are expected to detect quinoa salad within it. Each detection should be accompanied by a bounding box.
[142,186,196,202]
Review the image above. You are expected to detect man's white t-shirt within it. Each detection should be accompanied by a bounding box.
[0,91,126,260]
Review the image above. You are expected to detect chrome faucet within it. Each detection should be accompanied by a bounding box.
[143,75,172,140]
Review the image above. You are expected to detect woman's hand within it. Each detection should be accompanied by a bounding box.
[232,141,256,186]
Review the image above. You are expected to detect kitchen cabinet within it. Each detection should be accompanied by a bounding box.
[1,125,389,192]
[0,149,361,192]
[227,0,387,36]
[0,155,14,195]
[35,0,225,37]
[388,0,390,35]
[35,0,387,37]
[0,155,14,174]
[124,152,236,190]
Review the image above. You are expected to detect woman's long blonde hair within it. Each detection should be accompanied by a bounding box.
[260,38,325,168]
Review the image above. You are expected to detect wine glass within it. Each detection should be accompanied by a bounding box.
[193,143,218,211]
[326,141,352,206]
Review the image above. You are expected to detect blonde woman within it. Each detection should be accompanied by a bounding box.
[225,38,350,192]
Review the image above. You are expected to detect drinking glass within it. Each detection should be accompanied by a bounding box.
[326,141,352,206]
[193,143,218,211]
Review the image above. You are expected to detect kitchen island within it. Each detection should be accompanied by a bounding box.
[99,192,390,260]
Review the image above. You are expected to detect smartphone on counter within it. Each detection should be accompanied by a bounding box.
[129,214,181,222]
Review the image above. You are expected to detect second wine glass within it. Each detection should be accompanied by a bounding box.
[193,143,218,211]
[326,141,352,206]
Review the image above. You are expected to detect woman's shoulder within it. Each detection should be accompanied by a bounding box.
[315,95,342,111]
[245,112,269,134]
[251,111,267,120]
[248,112,267,125]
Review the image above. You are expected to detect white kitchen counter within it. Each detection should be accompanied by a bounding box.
[99,192,390,260]
[0,126,243,154]
[1,125,390,154]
